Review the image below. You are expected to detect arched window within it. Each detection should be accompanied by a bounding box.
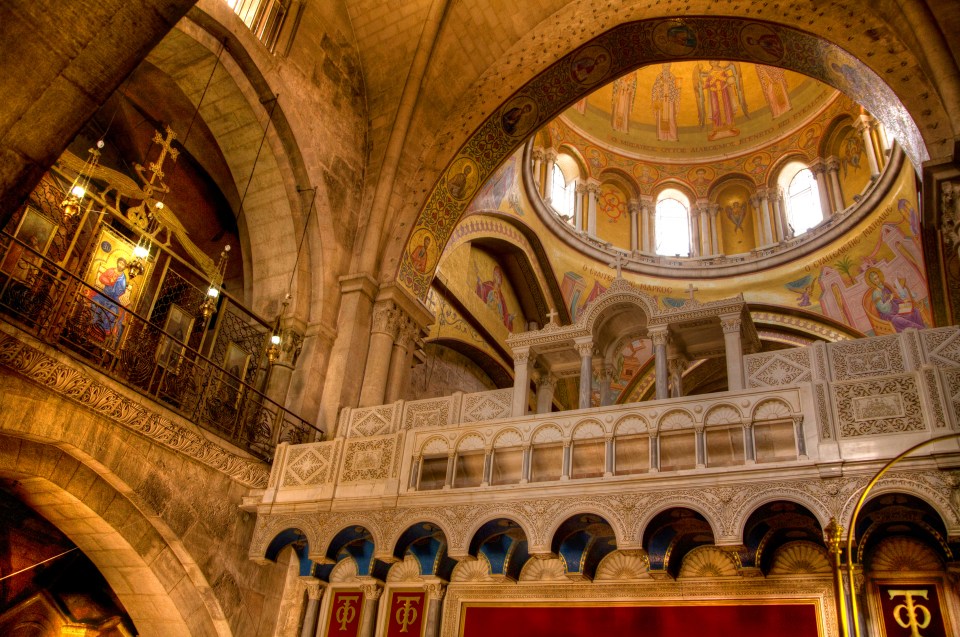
[779,163,823,236]
[655,189,691,256]
[550,160,577,222]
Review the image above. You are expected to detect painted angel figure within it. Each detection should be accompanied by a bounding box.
[694,61,749,141]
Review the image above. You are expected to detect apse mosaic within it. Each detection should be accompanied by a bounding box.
[397,16,926,301]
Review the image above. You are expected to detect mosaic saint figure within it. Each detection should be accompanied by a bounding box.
[475,265,514,331]
[651,64,681,141]
[755,64,791,118]
[694,61,748,141]
[610,72,637,133]
[864,268,925,332]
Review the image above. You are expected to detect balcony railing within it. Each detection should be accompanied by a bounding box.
[0,230,321,460]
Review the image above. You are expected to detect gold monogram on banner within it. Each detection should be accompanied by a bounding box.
[387,591,424,637]
[875,583,951,637]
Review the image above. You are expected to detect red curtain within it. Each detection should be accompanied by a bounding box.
[463,602,819,637]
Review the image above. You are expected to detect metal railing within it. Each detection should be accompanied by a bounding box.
[0,230,321,460]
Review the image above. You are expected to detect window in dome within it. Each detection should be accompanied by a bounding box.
[550,162,577,223]
[783,166,823,236]
[655,190,691,256]
[226,0,290,50]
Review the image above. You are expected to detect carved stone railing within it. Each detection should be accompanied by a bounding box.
[257,328,959,508]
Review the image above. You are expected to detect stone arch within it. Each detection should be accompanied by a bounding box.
[543,507,628,553]
[555,143,589,181]
[0,434,230,637]
[731,492,833,543]
[752,397,794,421]
[251,514,323,566]
[576,284,659,334]
[841,482,960,539]
[572,418,607,439]
[530,423,564,444]
[419,436,450,457]
[462,513,536,558]
[455,432,486,452]
[634,501,720,547]
[703,403,744,427]
[394,15,940,299]
[614,414,650,436]
[657,408,696,431]
[492,428,525,447]
[387,517,459,561]
[598,167,640,199]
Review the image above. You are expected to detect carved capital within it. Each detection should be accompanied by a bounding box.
[720,316,742,334]
[302,578,325,601]
[536,372,557,389]
[531,147,545,162]
[361,582,383,600]
[627,199,640,216]
[649,328,670,347]
[371,301,399,338]
[574,341,594,357]
[513,348,532,366]
[425,582,446,600]
[826,156,841,173]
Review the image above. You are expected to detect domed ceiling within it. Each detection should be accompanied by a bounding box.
[559,61,838,162]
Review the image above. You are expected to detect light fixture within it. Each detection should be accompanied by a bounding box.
[267,330,282,365]
[200,245,231,321]
[61,140,104,217]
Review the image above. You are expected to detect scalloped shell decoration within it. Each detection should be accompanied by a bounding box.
[754,399,792,420]
[677,546,738,578]
[572,421,605,440]
[615,416,648,436]
[329,556,360,583]
[659,410,694,431]
[387,554,423,582]
[768,541,832,575]
[519,556,567,581]
[451,553,494,582]
[493,429,523,448]
[532,424,564,444]
[869,537,943,572]
[595,551,650,580]
[705,405,742,426]
[457,433,485,452]
[421,437,449,455]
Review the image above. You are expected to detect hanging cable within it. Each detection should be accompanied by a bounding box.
[0,547,78,582]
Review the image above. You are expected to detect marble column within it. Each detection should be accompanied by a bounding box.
[826,156,845,213]
[480,446,492,487]
[358,301,399,407]
[385,316,417,403]
[721,315,744,391]
[575,339,594,409]
[689,208,701,257]
[695,427,706,468]
[586,180,600,236]
[444,453,455,489]
[543,148,558,203]
[604,435,614,476]
[535,372,556,414]
[628,199,640,252]
[300,579,325,637]
[358,582,383,637]
[743,421,756,464]
[810,159,833,217]
[561,440,571,480]
[771,189,790,240]
[649,434,660,472]
[650,328,669,400]
[511,348,532,417]
[423,583,446,637]
[697,199,711,255]
[752,193,769,246]
[409,455,421,489]
[709,204,720,254]
[520,443,532,483]
[574,182,586,230]
[793,415,808,459]
[858,115,881,178]
[640,195,655,252]
[531,147,544,196]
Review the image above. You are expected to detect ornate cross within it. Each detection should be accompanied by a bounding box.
[608,251,626,279]
[546,308,558,325]
[685,283,699,301]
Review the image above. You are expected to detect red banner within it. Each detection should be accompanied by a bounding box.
[876,583,950,637]
[327,590,363,637]
[386,589,426,637]
[462,602,819,637]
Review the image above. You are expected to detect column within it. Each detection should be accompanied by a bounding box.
[531,147,544,196]
[423,583,446,637]
[696,198,711,256]
[481,446,492,486]
[858,115,881,178]
[604,435,614,477]
[641,195,655,252]
[650,328,669,400]
[561,440,571,480]
[409,455,421,490]
[709,204,720,255]
[358,582,383,637]
[575,339,593,409]
[443,453,455,489]
[511,348,532,417]
[300,579,325,637]
[599,364,615,406]
[743,422,756,464]
[689,208,701,257]
[695,427,706,468]
[810,159,833,217]
[520,444,531,483]
[628,199,640,252]
[384,316,416,403]
[542,148,558,202]
[771,189,790,240]
[721,315,744,391]
[358,301,398,406]
[752,193,770,246]
[586,179,600,236]
[535,372,556,414]
[793,415,808,459]
[574,182,586,230]
[649,434,660,472]
[826,156,845,213]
